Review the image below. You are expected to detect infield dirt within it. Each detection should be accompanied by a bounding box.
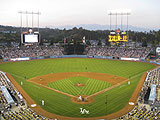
[5,71,148,120]
[27,72,126,86]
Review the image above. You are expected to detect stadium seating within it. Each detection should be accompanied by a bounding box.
[1,107,49,120]
[86,46,151,58]
[0,45,64,59]
[0,72,50,120]
[118,67,160,120]
[0,45,159,120]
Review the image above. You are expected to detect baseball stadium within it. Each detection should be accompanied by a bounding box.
[0,1,160,120]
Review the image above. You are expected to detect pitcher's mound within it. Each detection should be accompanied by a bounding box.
[75,83,85,87]
[71,95,94,104]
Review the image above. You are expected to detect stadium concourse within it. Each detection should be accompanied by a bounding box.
[0,45,160,120]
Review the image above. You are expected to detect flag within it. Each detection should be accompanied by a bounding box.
[82,36,86,44]
[64,38,66,43]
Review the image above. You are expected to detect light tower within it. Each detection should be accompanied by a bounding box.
[107,9,131,44]
[108,9,131,31]
[18,11,41,45]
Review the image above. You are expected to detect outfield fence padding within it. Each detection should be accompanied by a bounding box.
[3,55,160,65]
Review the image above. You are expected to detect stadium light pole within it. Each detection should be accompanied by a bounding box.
[18,11,41,32]
[116,12,117,30]
[32,11,34,31]
[26,11,28,32]
[18,11,41,45]
[38,11,40,32]
[127,13,129,34]
[20,11,22,33]
[110,12,111,30]
[121,13,123,31]
[108,9,131,31]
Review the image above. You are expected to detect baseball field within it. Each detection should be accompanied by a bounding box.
[0,58,156,119]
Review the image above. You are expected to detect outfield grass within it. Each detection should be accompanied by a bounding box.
[0,58,156,118]
[48,76,112,95]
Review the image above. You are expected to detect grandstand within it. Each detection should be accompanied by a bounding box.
[1,107,48,120]
[0,45,64,59]
[86,46,151,58]
[119,105,160,120]
[0,45,152,60]
[0,71,50,120]
[118,67,160,119]
[0,43,160,120]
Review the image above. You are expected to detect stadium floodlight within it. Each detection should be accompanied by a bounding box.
[122,9,131,15]
[18,11,41,15]
[18,11,41,33]
[18,11,41,45]
[107,9,131,31]
[107,9,131,15]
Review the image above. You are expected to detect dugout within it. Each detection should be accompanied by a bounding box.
[144,87,151,104]
[0,55,3,62]
[1,86,14,104]
[148,84,156,105]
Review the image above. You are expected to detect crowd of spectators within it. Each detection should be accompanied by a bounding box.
[0,45,152,59]
[152,58,160,63]
[118,105,160,120]
[0,72,19,113]
[86,46,151,58]
[1,107,49,120]
[139,67,160,105]
[0,45,64,59]
[0,44,159,119]
[0,71,50,120]
[118,67,160,119]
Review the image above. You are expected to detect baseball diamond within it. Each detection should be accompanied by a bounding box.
[0,2,160,119]
[0,58,156,119]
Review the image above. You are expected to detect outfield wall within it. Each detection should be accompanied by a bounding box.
[3,55,160,65]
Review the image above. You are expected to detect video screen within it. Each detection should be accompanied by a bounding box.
[22,34,39,43]
[24,34,39,43]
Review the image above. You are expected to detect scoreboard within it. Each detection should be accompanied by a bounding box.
[21,29,40,44]
[108,30,128,43]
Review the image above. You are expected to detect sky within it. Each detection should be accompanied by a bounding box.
[0,0,160,29]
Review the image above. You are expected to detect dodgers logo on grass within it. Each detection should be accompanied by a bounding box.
[80,108,89,114]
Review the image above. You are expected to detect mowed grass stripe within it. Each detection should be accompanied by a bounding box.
[48,77,111,96]
[77,74,140,117]
[0,58,156,117]
[83,78,94,95]
[51,80,71,94]
[88,79,103,95]
[85,79,98,95]
[59,80,76,95]
[63,79,82,95]
[49,78,80,95]
[80,79,90,95]
[88,75,141,116]
[68,79,81,95]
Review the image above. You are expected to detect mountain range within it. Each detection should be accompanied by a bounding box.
[50,24,159,32]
